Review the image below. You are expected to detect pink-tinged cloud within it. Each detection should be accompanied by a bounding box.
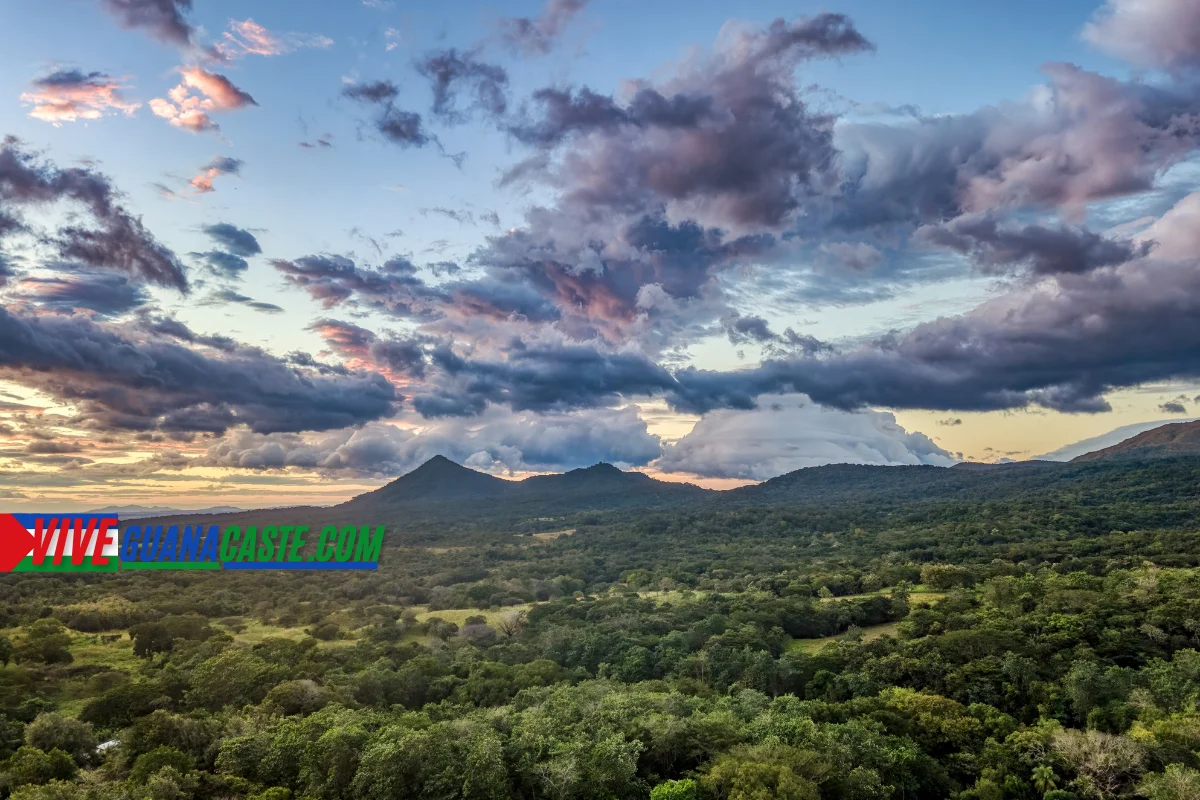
[187,156,242,194]
[149,97,217,133]
[217,18,333,59]
[20,70,140,125]
[179,66,257,109]
[1084,0,1200,72]
[150,66,256,134]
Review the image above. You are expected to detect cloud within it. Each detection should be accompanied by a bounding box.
[415,48,509,123]
[937,417,963,426]
[203,405,660,477]
[150,67,257,133]
[308,318,430,380]
[96,0,198,48]
[21,69,141,125]
[656,396,954,480]
[497,0,590,57]
[1160,400,1188,414]
[12,269,149,316]
[504,16,874,232]
[830,63,1200,232]
[664,192,1200,416]
[188,156,242,194]
[414,337,679,417]
[271,254,443,316]
[722,315,776,344]
[199,288,283,313]
[916,214,1153,276]
[190,250,249,278]
[0,307,397,435]
[342,80,432,148]
[201,222,260,257]
[1083,0,1200,72]
[818,242,884,271]
[0,137,188,290]
[217,18,333,59]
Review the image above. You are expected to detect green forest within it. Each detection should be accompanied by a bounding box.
[5,457,1200,800]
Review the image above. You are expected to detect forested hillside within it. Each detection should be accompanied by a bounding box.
[4,455,1200,798]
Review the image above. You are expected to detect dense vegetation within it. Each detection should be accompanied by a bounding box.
[5,456,1200,799]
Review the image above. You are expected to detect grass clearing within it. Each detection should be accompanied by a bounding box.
[790,621,902,654]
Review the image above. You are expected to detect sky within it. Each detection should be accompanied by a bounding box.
[2,0,1200,509]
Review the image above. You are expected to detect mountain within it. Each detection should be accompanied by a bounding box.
[336,458,709,525]
[1035,418,1200,461]
[352,455,512,505]
[1072,420,1200,462]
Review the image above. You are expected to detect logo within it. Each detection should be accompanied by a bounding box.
[0,514,384,572]
[0,514,120,573]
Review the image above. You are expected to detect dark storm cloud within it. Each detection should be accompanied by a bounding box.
[342,80,432,148]
[497,0,589,57]
[13,269,148,316]
[1160,400,1188,414]
[271,253,560,324]
[0,137,188,290]
[415,48,509,123]
[414,339,678,417]
[271,254,444,317]
[664,198,1200,415]
[722,315,775,344]
[473,211,774,324]
[191,250,249,278]
[0,306,397,434]
[916,214,1153,276]
[200,222,261,257]
[97,0,197,47]
[388,193,1200,419]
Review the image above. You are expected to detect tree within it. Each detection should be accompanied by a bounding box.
[2,746,76,787]
[496,611,528,639]
[1033,764,1059,793]
[129,746,195,785]
[7,780,86,800]
[0,635,13,667]
[651,778,699,800]
[24,714,95,766]
[1053,729,1143,800]
[702,745,821,800]
[15,620,71,665]
[129,623,175,658]
[1139,765,1200,800]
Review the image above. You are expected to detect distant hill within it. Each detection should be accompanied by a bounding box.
[1072,420,1200,462]
[91,505,247,519]
[722,460,1062,507]
[341,458,709,520]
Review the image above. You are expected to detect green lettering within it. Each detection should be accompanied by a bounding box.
[221,526,241,562]
[317,526,337,562]
[257,526,278,561]
[353,525,385,563]
[236,527,258,562]
[286,526,305,561]
[335,525,356,562]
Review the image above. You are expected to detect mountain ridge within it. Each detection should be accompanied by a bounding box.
[1071,419,1200,462]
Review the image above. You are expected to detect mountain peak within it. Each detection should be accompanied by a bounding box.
[353,455,510,505]
[1073,420,1200,462]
